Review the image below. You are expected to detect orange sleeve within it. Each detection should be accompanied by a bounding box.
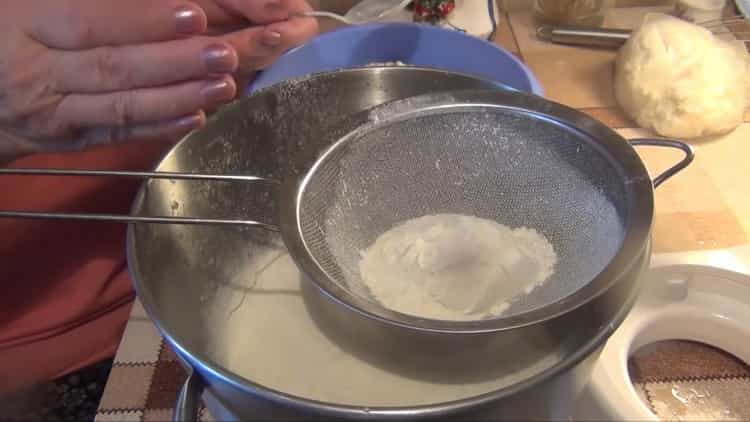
[0,140,173,392]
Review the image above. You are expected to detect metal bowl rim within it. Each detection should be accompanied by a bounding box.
[125,71,650,417]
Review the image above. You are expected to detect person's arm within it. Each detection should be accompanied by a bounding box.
[190,0,319,90]
[0,129,38,166]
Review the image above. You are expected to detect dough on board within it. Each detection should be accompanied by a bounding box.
[614,13,749,139]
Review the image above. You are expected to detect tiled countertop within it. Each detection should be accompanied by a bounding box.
[95,6,750,421]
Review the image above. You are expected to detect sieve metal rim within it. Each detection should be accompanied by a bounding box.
[279,89,656,334]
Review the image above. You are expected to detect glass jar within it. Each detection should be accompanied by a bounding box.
[533,0,612,28]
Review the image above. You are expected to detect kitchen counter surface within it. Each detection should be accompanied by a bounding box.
[95,6,750,421]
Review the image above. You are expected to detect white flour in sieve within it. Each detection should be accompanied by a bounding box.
[359,214,557,320]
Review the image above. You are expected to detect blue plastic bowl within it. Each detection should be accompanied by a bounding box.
[248,22,543,96]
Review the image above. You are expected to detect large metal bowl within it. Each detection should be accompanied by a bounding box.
[127,67,645,420]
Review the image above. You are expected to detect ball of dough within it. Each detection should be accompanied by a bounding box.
[614,14,749,139]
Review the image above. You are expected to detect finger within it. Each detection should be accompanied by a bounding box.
[56,76,236,128]
[189,0,248,29]
[251,13,318,69]
[29,0,208,49]
[284,0,315,14]
[53,39,238,93]
[78,111,207,149]
[210,0,290,25]
[266,12,319,51]
[220,13,317,73]
[220,26,277,72]
[198,0,316,37]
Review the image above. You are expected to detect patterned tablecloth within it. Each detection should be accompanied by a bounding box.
[95,301,206,422]
[96,5,750,421]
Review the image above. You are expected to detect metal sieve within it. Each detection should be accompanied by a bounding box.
[277,89,693,333]
[0,87,692,333]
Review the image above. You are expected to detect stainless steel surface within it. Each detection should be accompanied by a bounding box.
[195,348,605,421]
[278,89,691,333]
[297,0,411,25]
[537,16,749,48]
[297,11,354,25]
[125,67,679,421]
[172,234,649,421]
[175,372,202,422]
[0,168,274,182]
[128,67,526,420]
[0,211,275,226]
[536,26,630,48]
[0,168,277,226]
[628,139,694,188]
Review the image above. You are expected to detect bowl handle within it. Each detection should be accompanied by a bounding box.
[628,138,695,189]
[174,370,204,422]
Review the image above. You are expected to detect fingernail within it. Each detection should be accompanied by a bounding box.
[262,30,282,47]
[175,113,205,130]
[175,5,205,35]
[201,79,235,104]
[202,44,236,74]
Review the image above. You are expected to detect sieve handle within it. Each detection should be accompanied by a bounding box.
[0,167,280,228]
[0,167,277,182]
[628,138,695,188]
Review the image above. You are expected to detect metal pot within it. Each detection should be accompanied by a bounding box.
[184,245,647,421]
[126,68,691,421]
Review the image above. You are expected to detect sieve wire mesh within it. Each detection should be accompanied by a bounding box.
[298,106,628,319]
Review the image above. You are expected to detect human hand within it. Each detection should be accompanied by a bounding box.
[190,0,318,82]
[0,0,241,161]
